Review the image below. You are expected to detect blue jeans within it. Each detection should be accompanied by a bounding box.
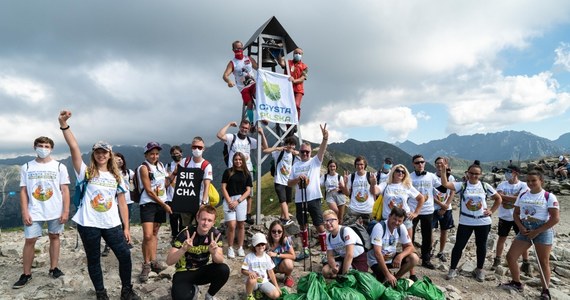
[78,224,132,291]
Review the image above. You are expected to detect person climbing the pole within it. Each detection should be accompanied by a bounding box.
[223,40,259,125]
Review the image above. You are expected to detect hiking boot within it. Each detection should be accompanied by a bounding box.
[150,260,165,273]
[237,247,246,257]
[409,274,419,282]
[295,248,310,261]
[205,292,218,300]
[121,285,141,300]
[422,260,436,270]
[473,269,485,282]
[540,288,551,300]
[101,245,110,257]
[490,257,501,271]
[446,269,458,280]
[96,289,110,300]
[284,276,294,287]
[499,280,524,292]
[282,218,294,227]
[139,262,151,283]
[12,274,32,289]
[520,260,530,274]
[436,252,447,262]
[227,247,235,259]
[49,267,64,278]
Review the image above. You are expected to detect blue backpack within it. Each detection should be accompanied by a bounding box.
[72,171,90,208]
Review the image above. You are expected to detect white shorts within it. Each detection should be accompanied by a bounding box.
[223,195,247,222]
[24,219,63,239]
[326,191,346,206]
[255,280,277,294]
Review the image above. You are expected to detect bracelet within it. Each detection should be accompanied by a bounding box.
[60,125,70,130]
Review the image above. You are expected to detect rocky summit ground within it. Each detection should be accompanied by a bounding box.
[1,197,570,300]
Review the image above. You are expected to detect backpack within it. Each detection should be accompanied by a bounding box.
[350,171,371,198]
[328,223,372,252]
[182,157,220,207]
[270,150,296,177]
[72,170,89,208]
[323,173,341,199]
[223,134,251,167]
[131,162,154,203]
[380,220,405,240]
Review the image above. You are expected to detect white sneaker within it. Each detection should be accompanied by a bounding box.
[446,269,458,280]
[237,247,245,257]
[227,247,235,259]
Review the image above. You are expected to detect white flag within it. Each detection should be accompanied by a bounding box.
[255,69,298,125]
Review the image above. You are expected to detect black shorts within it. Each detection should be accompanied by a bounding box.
[370,252,409,282]
[498,218,519,237]
[295,199,324,227]
[274,183,292,203]
[432,209,454,230]
[140,202,166,223]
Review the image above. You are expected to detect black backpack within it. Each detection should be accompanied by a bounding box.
[328,224,372,252]
[131,162,158,203]
[270,151,295,177]
[349,171,371,197]
[223,134,251,167]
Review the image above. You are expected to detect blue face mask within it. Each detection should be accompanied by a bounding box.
[293,54,302,62]
[505,173,513,181]
[383,164,392,171]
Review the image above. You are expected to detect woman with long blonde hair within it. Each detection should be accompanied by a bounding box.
[58,110,139,300]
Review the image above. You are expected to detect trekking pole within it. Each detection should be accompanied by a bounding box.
[300,178,308,272]
[530,239,548,289]
[302,179,313,272]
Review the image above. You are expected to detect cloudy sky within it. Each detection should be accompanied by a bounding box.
[1,0,570,158]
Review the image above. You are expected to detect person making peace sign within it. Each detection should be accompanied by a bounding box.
[166,205,229,300]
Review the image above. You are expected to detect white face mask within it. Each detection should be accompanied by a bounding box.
[505,173,513,181]
[192,149,203,158]
[35,147,51,159]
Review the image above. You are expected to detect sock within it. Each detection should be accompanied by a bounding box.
[318,232,327,251]
[246,109,254,123]
[301,229,309,248]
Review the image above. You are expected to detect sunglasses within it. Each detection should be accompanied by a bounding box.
[300,150,310,155]
[191,145,204,150]
[394,169,405,174]
[413,161,426,165]
[271,230,283,234]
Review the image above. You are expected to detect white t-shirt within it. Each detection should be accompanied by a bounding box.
[138,161,167,205]
[20,159,70,221]
[178,157,213,202]
[291,156,323,203]
[231,56,256,92]
[165,161,178,202]
[496,180,529,221]
[225,133,258,171]
[409,172,441,215]
[122,169,134,205]
[377,182,418,220]
[515,190,559,222]
[346,172,374,214]
[72,162,126,228]
[454,181,497,226]
[321,173,343,202]
[241,252,275,283]
[272,151,295,186]
[377,172,389,184]
[326,225,365,258]
[367,220,410,265]
[433,174,455,211]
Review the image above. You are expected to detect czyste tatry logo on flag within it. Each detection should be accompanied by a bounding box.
[255,69,298,125]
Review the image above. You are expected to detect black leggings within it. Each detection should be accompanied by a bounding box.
[171,263,230,299]
[450,224,491,269]
[412,214,433,260]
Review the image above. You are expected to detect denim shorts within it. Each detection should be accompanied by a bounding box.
[24,219,64,239]
[515,220,553,245]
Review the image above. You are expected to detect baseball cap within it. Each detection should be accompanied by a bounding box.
[559,155,565,162]
[252,232,268,246]
[144,141,162,153]
[92,141,112,152]
[384,157,393,164]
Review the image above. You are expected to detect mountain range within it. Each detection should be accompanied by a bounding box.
[0,130,567,228]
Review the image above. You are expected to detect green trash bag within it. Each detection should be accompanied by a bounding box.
[407,276,445,300]
[328,286,366,300]
[297,272,331,300]
[283,294,306,300]
[380,278,409,300]
[333,274,357,288]
[349,270,385,300]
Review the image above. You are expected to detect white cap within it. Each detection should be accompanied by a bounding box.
[560,155,565,162]
[252,232,267,246]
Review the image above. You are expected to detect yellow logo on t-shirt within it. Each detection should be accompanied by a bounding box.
[32,182,54,201]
